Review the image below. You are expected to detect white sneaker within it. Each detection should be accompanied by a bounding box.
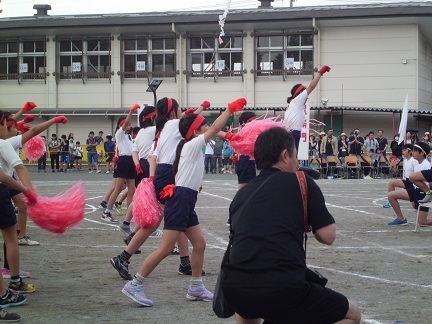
[149,229,163,238]
[96,170,102,173]
[364,175,372,179]
[105,170,110,174]
[89,170,93,174]
[18,236,40,246]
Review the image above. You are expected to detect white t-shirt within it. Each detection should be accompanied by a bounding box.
[155,119,181,165]
[403,157,415,180]
[132,126,155,160]
[6,134,23,154]
[205,140,215,155]
[0,139,23,178]
[115,128,133,156]
[284,89,308,131]
[176,134,205,191]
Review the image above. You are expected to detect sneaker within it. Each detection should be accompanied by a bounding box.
[0,289,26,308]
[98,202,107,209]
[89,170,93,174]
[101,212,118,223]
[110,256,132,280]
[419,193,432,204]
[149,229,163,238]
[1,269,30,279]
[105,171,110,174]
[383,202,391,208]
[119,223,131,235]
[114,202,124,216]
[8,281,35,294]
[171,245,179,255]
[186,285,213,301]
[96,170,102,173]
[178,264,206,276]
[388,218,408,226]
[0,309,21,321]
[363,175,372,179]
[122,282,153,307]
[17,236,39,246]
[51,169,55,173]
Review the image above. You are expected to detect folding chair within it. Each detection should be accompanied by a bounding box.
[377,156,390,178]
[389,160,402,178]
[360,155,374,178]
[326,156,343,179]
[415,202,432,232]
[344,155,360,179]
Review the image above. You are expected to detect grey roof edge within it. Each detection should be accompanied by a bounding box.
[1,2,432,30]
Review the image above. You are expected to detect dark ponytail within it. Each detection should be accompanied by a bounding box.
[155,97,179,134]
[173,114,199,174]
[139,105,156,129]
[287,83,304,104]
[116,117,126,132]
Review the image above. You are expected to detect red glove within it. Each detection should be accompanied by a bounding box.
[113,156,119,163]
[21,101,37,113]
[159,184,175,199]
[184,108,195,115]
[228,98,247,114]
[23,189,37,206]
[200,101,211,110]
[135,164,143,175]
[16,122,30,133]
[23,115,35,123]
[199,186,203,193]
[225,132,236,141]
[319,65,331,76]
[130,104,140,112]
[54,116,67,124]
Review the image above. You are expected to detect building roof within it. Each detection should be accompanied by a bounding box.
[1,2,432,42]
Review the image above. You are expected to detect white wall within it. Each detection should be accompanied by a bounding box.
[418,29,432,110]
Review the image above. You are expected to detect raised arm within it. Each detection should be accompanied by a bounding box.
[180,100,211,118]
[21,116,67,145]
[123,104,140,131]
[12,101,37,121]
[306,65,331,95]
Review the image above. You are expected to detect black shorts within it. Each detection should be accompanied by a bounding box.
[154,164,175,204]
[222,282,349,324]
[407,187,425,209]
[106,154,114,163]
[163,186,199,232]
[224,156,232,166]
[9,188,21,197]
[135,158,150,187]
[116,156,135,180]
[236,155,256,184]
[0,184,17,229]
[402,178,414,189]
[421,169,432,183]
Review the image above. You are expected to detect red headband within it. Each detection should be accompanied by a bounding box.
[0,114,4,124]
[6,119,16,128]
[292,85,306,99]
[164,98,173,117]
[142,110,156,121]
[246,116,256,123]
[119,119,127,127]
[185,115,205,140]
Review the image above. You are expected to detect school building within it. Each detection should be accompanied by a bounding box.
[1,1,432,141]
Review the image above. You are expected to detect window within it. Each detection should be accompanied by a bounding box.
[187,35,243,79]
[57,37,111,80]
[0,39,46,81]
[122,36,176,79]
[256,32,313,77]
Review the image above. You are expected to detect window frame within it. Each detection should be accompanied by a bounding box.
[254,31,314,80]
[120,35,177,81]
[186,33,245,81]
[55,36,112,83]
[0,38,47,83]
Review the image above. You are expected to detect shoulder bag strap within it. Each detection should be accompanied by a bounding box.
[223,171,280,265]
[296,171,310,256]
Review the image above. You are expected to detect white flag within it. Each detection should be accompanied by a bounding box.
[398,94,409,145]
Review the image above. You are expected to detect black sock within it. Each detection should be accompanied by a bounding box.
[120,251,132,263]
[180,256,190,267]
[10,276,20,284]
[130,232,135,238]
[123,221,130,226]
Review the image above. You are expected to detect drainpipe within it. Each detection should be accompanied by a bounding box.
[313,18,322,120]
[172,23,186,106]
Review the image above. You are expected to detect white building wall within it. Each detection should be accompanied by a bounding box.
[418,29,432,110]
[320,24,418,109]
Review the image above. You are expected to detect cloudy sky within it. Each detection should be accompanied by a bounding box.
[0,0,428,17]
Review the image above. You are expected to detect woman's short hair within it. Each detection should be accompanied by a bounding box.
[255,127,295,170]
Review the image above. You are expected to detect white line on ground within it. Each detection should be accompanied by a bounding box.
[199,191,233,202]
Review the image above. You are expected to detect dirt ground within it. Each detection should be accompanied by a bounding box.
[7,167,432,323]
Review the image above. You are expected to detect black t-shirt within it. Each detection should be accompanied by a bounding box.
[325,136,334,155]
[223,168,335,288]
[348,135,364,155]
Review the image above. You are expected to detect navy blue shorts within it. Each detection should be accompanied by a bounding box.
[290,129,301,151]
[222,282,349,323]
[236,155,256,184]
[135,158,150,187]
[163,186,199,232]
[407,187,425,209]
[116,156,135,179]
[421,169,432,182]
[0,185,17,229]
[154,164,175,204]
[402,178,414,189]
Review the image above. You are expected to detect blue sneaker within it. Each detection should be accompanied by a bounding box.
[186,285,213,301]
[388,218,408,226]
[122,282,153,307]
[383,202,391,208]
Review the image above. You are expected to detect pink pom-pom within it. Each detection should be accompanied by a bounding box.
[24,136,45,161]
[229,118,285,158]
[133,178,162,228]
[24,181,86,234]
